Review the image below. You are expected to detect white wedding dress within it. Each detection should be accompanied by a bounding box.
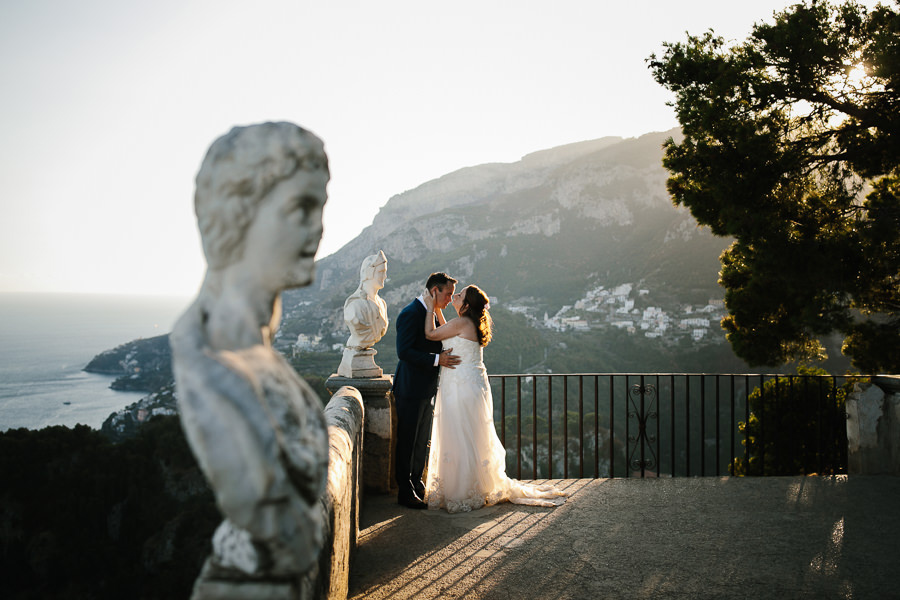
[425,335,567,513]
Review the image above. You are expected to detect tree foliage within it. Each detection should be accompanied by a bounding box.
[649,1,900,372]
[0,418,218,599]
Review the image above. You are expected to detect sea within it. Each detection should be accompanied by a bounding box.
[0,293,191,432]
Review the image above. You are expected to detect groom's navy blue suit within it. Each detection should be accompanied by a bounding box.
[393,297,442,501]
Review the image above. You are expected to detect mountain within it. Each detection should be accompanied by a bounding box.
[279,129,761,376]
[88,127,852,434]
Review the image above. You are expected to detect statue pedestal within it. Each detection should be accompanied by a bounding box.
[336,347,383,378]
[190,559,308,599]
[326,374,395,493]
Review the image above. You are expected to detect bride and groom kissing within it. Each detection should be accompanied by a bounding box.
[393,272,567,513]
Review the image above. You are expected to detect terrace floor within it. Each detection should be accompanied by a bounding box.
[348,476,900,600]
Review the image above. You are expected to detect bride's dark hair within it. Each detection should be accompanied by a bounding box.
[461,285,493,347]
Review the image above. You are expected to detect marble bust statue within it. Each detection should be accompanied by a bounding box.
[337,250,389,378]
[169,122,330,580]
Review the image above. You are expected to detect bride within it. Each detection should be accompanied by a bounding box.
[422,284,567,513]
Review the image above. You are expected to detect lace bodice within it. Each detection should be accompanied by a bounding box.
[442,335,483,367]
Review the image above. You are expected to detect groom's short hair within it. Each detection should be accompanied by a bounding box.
[425,272,457,290]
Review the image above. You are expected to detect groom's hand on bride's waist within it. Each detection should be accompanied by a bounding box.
[438,349,461,368]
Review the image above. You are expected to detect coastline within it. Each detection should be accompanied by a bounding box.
[0,292,188,431]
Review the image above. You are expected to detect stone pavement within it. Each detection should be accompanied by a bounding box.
[348,476,900,600]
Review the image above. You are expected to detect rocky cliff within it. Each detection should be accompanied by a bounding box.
[83,334,172,392]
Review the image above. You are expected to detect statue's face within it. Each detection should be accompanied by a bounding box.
[241,145,329,290]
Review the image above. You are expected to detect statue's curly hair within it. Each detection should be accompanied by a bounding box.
[194,122,328,269]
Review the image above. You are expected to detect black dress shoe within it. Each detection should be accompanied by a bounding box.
[398,494,428,509]
[414,484,426,498]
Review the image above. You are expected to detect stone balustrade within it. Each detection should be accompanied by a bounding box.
[189,385,364,600]
[293,386,365,600]
[325,375,394,494]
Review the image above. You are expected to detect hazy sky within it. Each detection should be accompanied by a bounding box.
[0,0,848,298]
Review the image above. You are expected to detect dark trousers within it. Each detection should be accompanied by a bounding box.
[394,392,434,498]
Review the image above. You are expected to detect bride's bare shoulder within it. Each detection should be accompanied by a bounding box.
[455,318,478,343]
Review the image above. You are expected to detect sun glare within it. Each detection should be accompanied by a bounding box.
[845,64,868,89]
[787,62,872,123]
[830,61,871,97]
[813,61,879,127]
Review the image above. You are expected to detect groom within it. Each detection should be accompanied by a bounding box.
[393,272,460,508]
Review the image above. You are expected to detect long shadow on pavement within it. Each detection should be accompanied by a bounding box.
[349,477,900,600]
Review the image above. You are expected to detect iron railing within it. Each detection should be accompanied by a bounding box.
[488,373,854,478]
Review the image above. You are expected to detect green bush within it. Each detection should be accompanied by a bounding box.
[731,366,858,476]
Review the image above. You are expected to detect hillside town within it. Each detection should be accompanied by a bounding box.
[506,282,727,343]
[289,281,728,355]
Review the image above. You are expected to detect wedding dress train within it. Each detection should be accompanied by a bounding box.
[425,336,567,513]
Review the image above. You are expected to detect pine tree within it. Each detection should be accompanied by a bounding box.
[649,0,900,372]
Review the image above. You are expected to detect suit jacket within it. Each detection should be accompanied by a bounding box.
[392,298,443,402]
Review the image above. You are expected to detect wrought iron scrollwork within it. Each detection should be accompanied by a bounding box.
[627,383,658,476]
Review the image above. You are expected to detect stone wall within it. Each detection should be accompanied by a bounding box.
[303,386,365,600]
[846,375,900,475]
[325,375,394,494]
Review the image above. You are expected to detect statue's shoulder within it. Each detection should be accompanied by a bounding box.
[169,304,209,363]
[170,307,267,401]
[343,288,366,308]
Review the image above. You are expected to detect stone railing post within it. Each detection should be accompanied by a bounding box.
[315,386,365,600]
[326,375,394,494]
[846,375,900,475]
